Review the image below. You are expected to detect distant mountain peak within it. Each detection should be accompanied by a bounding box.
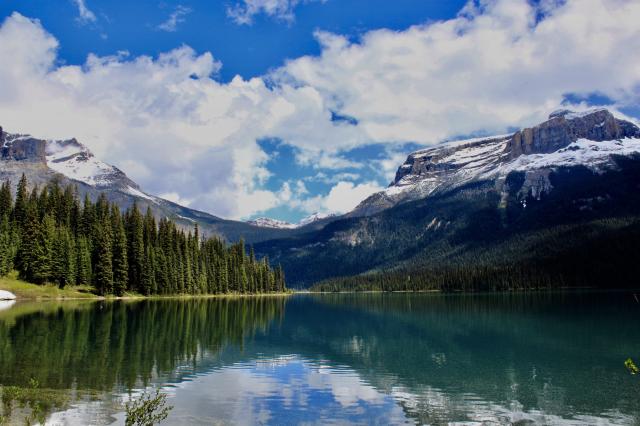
[0,125,300,243]
[247,212,338,229]
[548,107,608,120]
[298,212,336,227]
[247,217,297,229]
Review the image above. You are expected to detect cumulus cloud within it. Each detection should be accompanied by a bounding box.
[294,181,384,215]
[276,0,640,144]
[227,0,324,25]
[158,5,192,32]
[71,0,96,24]
[1,0,640,220]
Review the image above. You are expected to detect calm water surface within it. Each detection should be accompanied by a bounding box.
[0,292,639,425]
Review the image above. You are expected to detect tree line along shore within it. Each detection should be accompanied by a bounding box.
[0,175,286,297]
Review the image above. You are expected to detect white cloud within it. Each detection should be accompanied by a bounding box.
[227,0,324,25]
[158,5,192,32]
[309,172,361,184]
[1,0,640,220]
[294,181,384,215]
[159,191,193,206]
[71,0,96,24]
[276,0,640,145]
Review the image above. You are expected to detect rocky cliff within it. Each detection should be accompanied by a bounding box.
[505,109,640,158]
[351,109,640,216]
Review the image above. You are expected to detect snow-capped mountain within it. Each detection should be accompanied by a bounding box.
[351,108,640,216]
[44,138,155,202]
[0,127,297,243]
[247,217,297,229]
[298,212,337,227]
[255,108,640,287]
[248,212,339,229]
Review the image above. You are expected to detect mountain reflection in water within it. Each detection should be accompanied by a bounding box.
[0,292,638,425]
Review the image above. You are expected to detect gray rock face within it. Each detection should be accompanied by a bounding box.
[504,109,640,158]
[392,135,510,186]
[1,134,47,162]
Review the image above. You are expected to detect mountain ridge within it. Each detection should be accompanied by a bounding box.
[350,108,640,217]
[254,108,640,287]
[0,126,301,244]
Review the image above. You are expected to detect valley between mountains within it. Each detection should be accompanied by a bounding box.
[2,107,640,291]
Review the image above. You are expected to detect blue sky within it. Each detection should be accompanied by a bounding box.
[0,0,638,222]
[0,0,467,82]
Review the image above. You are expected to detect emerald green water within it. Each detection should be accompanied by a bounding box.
[0,292,639,425]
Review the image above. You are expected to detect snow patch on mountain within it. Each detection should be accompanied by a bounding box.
[125,185,156,202]
[248,217,297,229]
[384,137,640,202]
[248,212,338,229]
[497,137,640,175]
[2,134,32,147]
[298,212,336,227]
[45,140,118,187]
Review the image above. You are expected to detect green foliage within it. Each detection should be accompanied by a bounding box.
[0,177,285,295]
[0,378,70,426]
[124,389,172,426]
[625,358,639,375]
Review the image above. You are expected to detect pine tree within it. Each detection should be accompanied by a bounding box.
[13,174,28,228]
[126,203,144,292]
[76,235,92,285]
[31,214,56,284]
[0,215,15,275]
[81,194,96,237]
[52,226,76,287]
[0,180,12,218]
[1,177,286,295]
[140,246,155,295]
[94,219,114,295]
[63,228,77,287]
[112,207,128,296]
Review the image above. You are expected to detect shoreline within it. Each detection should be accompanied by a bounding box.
[0,273,292,301]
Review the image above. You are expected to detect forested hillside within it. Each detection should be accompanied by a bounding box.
[259,156,640,291]
[0,175,285,296]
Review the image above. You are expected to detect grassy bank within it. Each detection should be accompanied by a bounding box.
[0,272,293,301]
[0,272,98,300]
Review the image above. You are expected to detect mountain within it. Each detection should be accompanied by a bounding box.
[0,127,297,244]
[298,212,338,227]
[247,212,339,230]
[247,217,297,229]
[255,108,640,288]
[351,108,640,216]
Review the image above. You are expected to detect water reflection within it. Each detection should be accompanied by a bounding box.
[0,292,639,425]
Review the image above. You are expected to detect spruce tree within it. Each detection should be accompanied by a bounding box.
[1,177,286,294]
[112,207,129,296]
[126,203,144,292]
[0,180,12,218]
[13,174,28,228]
[94,219,114,295]
[32,214,56,284]
[76,235,92,285]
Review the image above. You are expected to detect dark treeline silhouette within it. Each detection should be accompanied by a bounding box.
[0,175,285,295]
[311,217,640,293]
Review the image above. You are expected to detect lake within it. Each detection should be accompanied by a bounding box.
[0,292,639,425]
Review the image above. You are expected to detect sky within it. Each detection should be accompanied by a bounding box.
[0,0,639,223]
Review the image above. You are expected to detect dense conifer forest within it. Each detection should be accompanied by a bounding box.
[310,217,640,293]
[0,175,286,295]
